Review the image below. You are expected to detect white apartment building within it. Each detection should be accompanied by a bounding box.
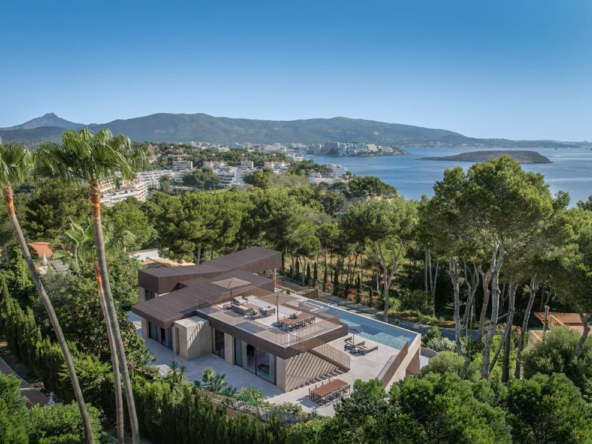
[135,169,175,188]
[263,161,289,174]
[101,180,148,206]
[172,160,194,171]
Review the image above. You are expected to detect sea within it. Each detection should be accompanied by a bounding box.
[312,147,592,206]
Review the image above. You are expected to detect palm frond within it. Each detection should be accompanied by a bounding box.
[0,143,33,188]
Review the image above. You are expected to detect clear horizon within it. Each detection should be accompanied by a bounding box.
[1,0,591,141]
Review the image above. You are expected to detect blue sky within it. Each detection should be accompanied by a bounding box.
[1,0,591,140]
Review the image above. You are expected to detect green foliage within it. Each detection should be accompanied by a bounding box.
[504,373,592,444]
[286,419,330,444]
[28,403,104,444]
[422,325,442,343]
[134,379,286,444]
[23,179,90,242]
[399,289,433,314]
[0,373,29,443]
[194,368,228,393]
[522,327,592,400]
[235,387,265,405]
[103,198,154,249]
[425,336,456,352]
[419,351,480,380]
[0,245,37,306]
[388,373,511,443]
[343,175,397,199]
[182,167,220,190]
[244,168,274,189]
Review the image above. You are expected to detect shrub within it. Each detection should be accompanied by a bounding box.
[419,351,480,381]
[28,403,104,444]
[522,327,592,400]
[422,326,442,344]
[286,418,330,444]
[0,373,29,443]
[235,387,265,406]
[504,373,592,444]
[425,336,456,352]
[399,289,433,315]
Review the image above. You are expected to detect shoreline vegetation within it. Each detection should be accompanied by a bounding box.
[422,149,552,164]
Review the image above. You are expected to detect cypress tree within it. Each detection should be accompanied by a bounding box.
[313,262,318,285]
[306,264,311,285]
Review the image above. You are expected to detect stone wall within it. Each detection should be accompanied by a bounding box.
[174,316,212,360]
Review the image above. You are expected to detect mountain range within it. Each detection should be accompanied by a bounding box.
[0,112,575,148]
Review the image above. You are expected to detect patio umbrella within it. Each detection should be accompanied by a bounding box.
[350,327,364,347]
[253,293,301,325]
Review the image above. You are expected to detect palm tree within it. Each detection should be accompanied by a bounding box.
[37,129,145,444]
[0,143,95,443]
[56,219,136,443]
[194,367,229,393]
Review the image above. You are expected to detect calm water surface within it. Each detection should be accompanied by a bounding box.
[313,147,592,206]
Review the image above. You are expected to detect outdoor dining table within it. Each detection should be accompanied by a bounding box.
[310,379,350,405]
[278,314,315,331]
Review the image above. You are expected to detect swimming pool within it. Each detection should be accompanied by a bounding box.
[305,301,419,350]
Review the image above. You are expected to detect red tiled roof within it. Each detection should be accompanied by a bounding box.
[28,242,53,259]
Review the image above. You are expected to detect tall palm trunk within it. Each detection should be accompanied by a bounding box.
[3,187,95,444]
[90,185,140,443]
[94,262,124,443]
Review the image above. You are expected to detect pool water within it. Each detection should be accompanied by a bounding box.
[306,301,418,350]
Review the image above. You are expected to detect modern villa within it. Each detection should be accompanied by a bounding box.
[131,247,422,398]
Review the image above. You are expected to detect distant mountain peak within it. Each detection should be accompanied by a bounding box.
[6,113,84,131]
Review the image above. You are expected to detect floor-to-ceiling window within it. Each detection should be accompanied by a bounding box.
[149,322,173,349]
[212,328,225,359]
[149,322,159,342]
[161,327,173,349]
[233,339,276,384]
[256,348,276,384]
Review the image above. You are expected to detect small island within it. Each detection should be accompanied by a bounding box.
[422,150,552,164]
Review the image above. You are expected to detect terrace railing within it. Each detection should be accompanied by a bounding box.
[310,342,350,372]
[377,341,409,388]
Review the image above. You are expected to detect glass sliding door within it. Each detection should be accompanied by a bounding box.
[234,338,243,367]
[233,339,277,384]
[149,322,159,342]
[212,328,225,359]
[246,344,256,373]
[256,348,276,384]
[161,327,173,349]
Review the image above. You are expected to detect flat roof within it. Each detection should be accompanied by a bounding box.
[138,246,281,294]
[132,269,275,328]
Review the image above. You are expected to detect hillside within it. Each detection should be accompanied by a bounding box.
[0,112,577,148]
[88,113,460,145]
[422,150,552,164]
[4,113,83,130]
[0,126,65,146]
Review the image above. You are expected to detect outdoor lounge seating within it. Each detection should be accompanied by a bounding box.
[260,306,276,317]
[356,345,378,355]
[351,344,378,355]
[345,340,365,350]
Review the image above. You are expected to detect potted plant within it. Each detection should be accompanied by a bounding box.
[289,313,298,320]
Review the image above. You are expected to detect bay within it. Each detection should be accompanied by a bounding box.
[312,147,592,206]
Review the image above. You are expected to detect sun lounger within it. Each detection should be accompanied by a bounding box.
[357,345,378,355]
[345,340,365,350]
